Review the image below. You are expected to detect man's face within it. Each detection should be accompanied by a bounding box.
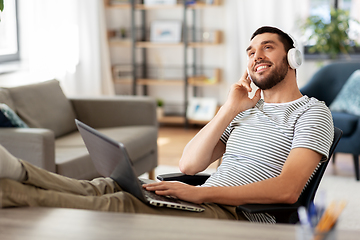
[246,33,289,90]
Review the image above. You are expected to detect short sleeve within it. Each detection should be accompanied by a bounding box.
[219,109,248,145]
[292,101,334,162]
[220,122,232,145]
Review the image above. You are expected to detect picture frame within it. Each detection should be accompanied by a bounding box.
[112,64,132,80]
[187,97,217,121]
[150,20,182,43]
[144,0,177,5]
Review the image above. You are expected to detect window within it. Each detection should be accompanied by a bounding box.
[309,0,353,22]
[0,0,20,63]
[304,0,360,58]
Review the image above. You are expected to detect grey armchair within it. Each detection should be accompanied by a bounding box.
[0,80,158,180]
[300,61,360,180]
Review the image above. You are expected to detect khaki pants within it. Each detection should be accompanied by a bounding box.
[0,160,246,220]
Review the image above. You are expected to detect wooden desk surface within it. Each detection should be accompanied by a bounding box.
[0,207,358,240]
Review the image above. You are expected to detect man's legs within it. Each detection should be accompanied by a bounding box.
[0,144,118,196]
[0,144,122,209]
[0,145,26,181]
[1,178,242,220]
[21,160,119,196]
[0,145,244,220]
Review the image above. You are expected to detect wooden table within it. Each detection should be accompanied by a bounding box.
[0,207,358,240]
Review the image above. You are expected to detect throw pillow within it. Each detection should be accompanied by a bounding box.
[330,70,360,116]
[0,103,28,128]
[6,80,77,138]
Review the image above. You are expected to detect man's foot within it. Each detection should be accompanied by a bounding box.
[0,145,26,181]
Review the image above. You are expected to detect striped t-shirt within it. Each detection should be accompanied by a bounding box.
[201,96,334,223]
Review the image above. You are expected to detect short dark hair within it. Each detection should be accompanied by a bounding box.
[250,26,294,52]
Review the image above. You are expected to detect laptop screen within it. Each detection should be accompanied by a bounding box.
[75,119,146,201]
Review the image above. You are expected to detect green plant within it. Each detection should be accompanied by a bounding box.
[300,8,360,59]
[156,99,164,107]
[0,0,4,20]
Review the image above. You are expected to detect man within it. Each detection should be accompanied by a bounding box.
[0,26,333,223]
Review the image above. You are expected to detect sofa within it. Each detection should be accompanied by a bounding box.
[0,79,158,180]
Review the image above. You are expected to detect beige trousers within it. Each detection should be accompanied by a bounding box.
[0,160,246,220]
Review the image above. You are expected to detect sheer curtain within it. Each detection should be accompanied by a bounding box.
[350,0,360,42]
[18,0,114,96]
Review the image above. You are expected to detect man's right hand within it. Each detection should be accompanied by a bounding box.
[223,70,261,115]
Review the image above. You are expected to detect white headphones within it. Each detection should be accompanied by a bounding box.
[286,33,303,69]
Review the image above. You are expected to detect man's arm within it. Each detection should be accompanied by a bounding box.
[144,147,322,205]
[179,71,261,175]
[201,147,322,205]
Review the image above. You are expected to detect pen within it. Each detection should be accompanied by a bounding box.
[298,206,312,230]
[308,202,318,228]
[316,201,346,233]
[316,190,326,220]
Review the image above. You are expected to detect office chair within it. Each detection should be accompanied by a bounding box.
[158,127,343,224]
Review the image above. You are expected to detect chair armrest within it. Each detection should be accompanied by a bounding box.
[69,96,157,128]
[236,203,300,214]
[237,203,301,224]
[157,173,210,186]
[0,128,56,172]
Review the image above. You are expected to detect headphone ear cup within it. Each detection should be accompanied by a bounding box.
[287,48,303,69]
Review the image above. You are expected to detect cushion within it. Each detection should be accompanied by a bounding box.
[0,103,28,128]
[0,88,16,110]
[6,80,77,138]
[330,70,360,116]
[55,147,100,180]
[55,126,157,162]
[332,112,358,137]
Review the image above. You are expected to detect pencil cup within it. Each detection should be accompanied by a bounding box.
[296,225,337,240]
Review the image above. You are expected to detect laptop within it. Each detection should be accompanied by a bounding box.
[75,119,205,212]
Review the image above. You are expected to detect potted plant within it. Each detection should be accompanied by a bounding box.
[156,98,164,120]
[300,8,360,59]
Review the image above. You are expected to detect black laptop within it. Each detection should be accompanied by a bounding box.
[75,119,205,212]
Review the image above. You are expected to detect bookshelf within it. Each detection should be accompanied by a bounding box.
[104,0,224,126]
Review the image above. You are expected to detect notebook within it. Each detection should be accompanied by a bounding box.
[75,119,205,212]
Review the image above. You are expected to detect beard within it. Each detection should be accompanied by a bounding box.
[251,56,289,90]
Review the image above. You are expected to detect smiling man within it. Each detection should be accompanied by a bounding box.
[144,26,334,222]
[0,26,333,223]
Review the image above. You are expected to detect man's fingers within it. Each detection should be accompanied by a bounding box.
[251,89,261,102]
[237,79,252,92]
[144,184,167,191]
[143,181,177,191]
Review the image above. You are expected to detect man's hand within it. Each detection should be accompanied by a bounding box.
[143,181,205,204]
[223,70,261,115]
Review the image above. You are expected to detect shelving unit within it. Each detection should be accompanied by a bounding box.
[104,0,224,126]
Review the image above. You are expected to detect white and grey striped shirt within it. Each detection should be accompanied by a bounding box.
[201,96,334,223]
